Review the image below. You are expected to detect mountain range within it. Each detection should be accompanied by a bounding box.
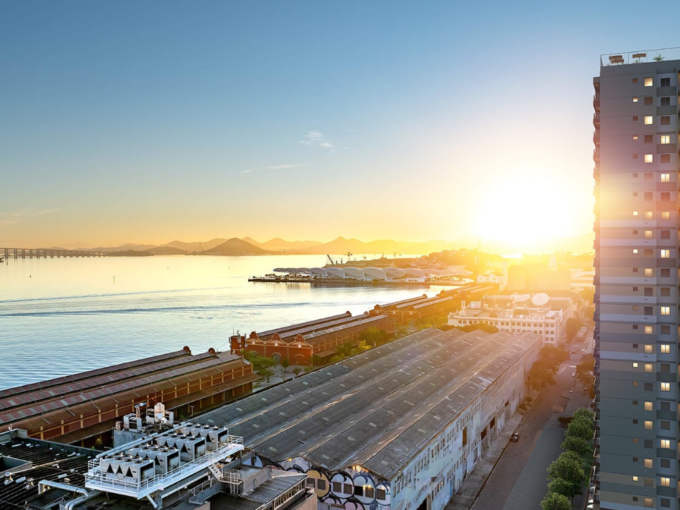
[64,232,594,256]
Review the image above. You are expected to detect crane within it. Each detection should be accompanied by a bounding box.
[326,254,335,265]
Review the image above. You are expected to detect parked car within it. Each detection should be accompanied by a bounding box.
[510,432,519,442]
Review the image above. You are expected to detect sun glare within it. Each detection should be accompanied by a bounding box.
[472,174,575,248]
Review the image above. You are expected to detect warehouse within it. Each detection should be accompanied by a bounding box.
[203,327,541,510]
[231,311,396,365]
[0,347,257,446]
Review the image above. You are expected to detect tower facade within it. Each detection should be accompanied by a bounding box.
[595,55,680,510]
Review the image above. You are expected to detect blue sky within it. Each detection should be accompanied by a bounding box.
[0,1,677,248]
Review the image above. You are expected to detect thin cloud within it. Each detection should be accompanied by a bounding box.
[0,209,59,228]
[299,131,334,150]
[241,165,303,175]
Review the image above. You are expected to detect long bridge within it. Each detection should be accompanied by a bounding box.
[1,248,109,261]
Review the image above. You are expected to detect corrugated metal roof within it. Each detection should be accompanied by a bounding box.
[201,329,539,481]
[256,312,352,339]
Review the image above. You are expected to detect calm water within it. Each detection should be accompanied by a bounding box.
[0,255,442,390]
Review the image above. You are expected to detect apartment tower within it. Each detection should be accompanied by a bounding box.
[595,53,680,510]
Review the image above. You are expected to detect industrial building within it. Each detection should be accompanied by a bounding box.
[231,311,396,365]
[593,52,680,510]
[204,327,541,510]
[373,292,458,325]
[0,347,257,446]
[271,266,467,282]
[0,427,318,510]
[448,293,576,345]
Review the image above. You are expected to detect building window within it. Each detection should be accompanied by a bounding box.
[661,211,670,220]
[644,499,653,509]
[661,477,671,487]
[661,382,671,391]
[633,154,638,159]
[633,249,638,254]
[661,192,670,201]
[645,77,653,87]
[644,401,653,411]
[661,249,671,258]
[644,268,653,277]
[661,231,670,240]
[661,172,671,181]
[633,97,639,102]
[644,420,653,430]
[661,324,671,333]
[644,96,653,106]
[661,268,670,277]
[661,77,671,87]
[644,230,653,239]
[633,362,639,368]
[633,210,639,216]
[661,116,671,125]
[644,363,654,372]
[633,476,639,481]
[661,136,671,145]
[644,135,653,144]
[644,345,653,353]
[644,154,653,162]
[661,344,670,353]
[645,326,654,334]
[644,459,653,468]
[633,135,639,140]
[661,154,671,163]
[644,306,653,315]
[644,249,653,257]
[645,211,654,219]
[660,97,671,106]
[644,382,653,391]
[661,306,671,315]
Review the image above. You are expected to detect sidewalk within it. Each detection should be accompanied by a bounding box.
[445,409,527,510]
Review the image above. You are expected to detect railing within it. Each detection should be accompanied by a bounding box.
[601,47,680,66]
[85,436,244,498]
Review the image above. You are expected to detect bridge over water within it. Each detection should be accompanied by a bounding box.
[1,248,109,261]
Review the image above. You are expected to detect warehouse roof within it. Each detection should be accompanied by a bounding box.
[254,312,352,339]
[201,328,540,481]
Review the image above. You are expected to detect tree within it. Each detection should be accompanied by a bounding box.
[454,323,499,334]
[567,416,594,441]
[573,408,595,423]
[540,492,571,510]
[548,477,582,501]
[561,436,593,458]
[575,356,594,387]
[359,327,390,346]
[566,318,583,343]
[292,367,302,377]
[547,451,585,489]
[540,345,570,370]
[528,363,555,391]
[281,358,290,372]
[257,367,274,382]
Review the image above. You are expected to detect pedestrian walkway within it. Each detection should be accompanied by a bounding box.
[445,409,526,510]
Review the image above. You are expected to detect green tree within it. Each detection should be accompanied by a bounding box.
[575,356,594,387]
[540,345,570,369]
[528,363,555,391]
[548,477,582,501]
[561,436,593,458]
[454,323,499,334]
[257,367,274,382]
[540,492,571,510]
[573,408,595,423]
[567,416,594,441]
[281,358,290,372]
[566,318,583,343]
[358,327,390,346]
[547,451,585,488]
[292,367,302,377]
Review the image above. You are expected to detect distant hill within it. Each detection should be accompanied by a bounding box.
[255,238,324,252]
[145,246,187,255]
[87,243,157,253]
[204,238,269,256]
[160,239,227,252]
[296,237,455,255]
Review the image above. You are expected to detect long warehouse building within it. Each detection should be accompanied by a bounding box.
[203,327,541,510]
[0,347,257,446]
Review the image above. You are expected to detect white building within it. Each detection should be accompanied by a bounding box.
[448,294,576,346]
[476,271,507,290]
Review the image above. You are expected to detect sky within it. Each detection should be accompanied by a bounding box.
[0,1,677,250]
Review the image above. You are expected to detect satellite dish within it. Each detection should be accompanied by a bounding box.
[532,293,550,306]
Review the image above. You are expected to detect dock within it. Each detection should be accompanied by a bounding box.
[248,277,462,287]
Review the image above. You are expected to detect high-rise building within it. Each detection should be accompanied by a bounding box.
[594,52,680,510]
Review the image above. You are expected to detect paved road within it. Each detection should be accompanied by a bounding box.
[471,364,576,510]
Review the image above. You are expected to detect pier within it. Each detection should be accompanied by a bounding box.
[1,247,109,261]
